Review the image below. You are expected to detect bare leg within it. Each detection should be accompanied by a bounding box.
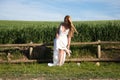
[62,51,66,65]
[58,49,64,66]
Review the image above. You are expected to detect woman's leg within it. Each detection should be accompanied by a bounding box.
[58,49,64,66]
[62,51,66,65]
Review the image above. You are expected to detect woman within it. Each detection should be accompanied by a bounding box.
[48,15,78,66]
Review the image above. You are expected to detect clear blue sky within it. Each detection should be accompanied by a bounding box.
[0,0,120,21]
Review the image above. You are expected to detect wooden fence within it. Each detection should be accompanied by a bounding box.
[0,40,120,63]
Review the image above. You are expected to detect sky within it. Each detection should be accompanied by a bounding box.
[0,0,120,21]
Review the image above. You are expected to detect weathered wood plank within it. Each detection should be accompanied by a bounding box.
[0,41,120,47]
[66,58,120,62]
[71,41,99,45]
[101,41,120,44]
[0,43,43,47]
[0,58,120,63]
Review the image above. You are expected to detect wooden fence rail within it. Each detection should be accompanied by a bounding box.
[0,40,120,47]
[0,40,120,63]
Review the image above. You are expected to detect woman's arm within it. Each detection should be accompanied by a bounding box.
[67,36,71,49]
[55,25,61,38]
[56,30,59,38]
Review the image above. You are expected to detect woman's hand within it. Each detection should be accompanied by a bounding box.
[67,45,70,49]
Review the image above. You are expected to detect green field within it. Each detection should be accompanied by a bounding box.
[0,20,120,44]
[0,62,120,80]
[0,20,120,79]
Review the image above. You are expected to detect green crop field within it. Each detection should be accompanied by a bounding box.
[0,20,120,80]
[0,20,120,44]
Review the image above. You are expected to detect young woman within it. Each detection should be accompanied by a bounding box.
[48,15,78,66]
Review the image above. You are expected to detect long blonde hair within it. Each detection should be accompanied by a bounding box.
[64,15,78,37]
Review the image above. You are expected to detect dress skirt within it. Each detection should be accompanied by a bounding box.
[48,35,67,66]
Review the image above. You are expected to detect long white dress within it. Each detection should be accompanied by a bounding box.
[48,25,69,66]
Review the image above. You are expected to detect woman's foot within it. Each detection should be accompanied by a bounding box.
[57,63,62,66]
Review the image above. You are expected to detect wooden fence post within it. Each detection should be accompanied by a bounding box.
[29,41,33,58]
[97,40,101,58]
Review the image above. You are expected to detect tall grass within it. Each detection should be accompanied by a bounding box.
[0,20,120,44]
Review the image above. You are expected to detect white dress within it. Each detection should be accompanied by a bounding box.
[48,25,69,66]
